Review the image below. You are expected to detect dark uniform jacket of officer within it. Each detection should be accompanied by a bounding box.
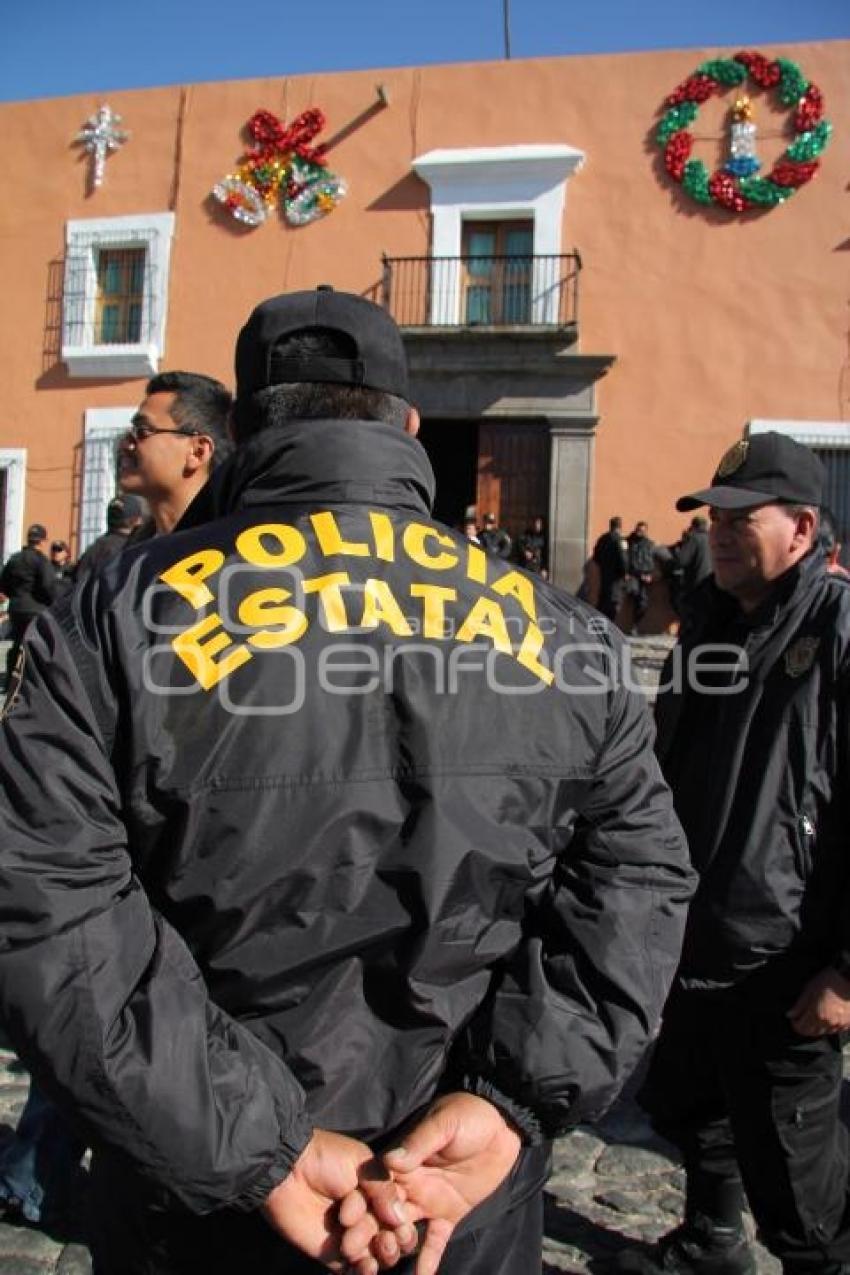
[656,551,850,989]
[0,545,55,617]
[0,421,693,1237]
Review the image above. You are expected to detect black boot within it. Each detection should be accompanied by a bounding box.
[610,1212,757,1275]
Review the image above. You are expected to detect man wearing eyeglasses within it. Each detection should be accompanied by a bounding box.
[118,370,232,535]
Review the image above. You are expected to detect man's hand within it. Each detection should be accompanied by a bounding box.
[788,967,850,1036]
[372,1092,522,1275]
[262,1128,416,1274]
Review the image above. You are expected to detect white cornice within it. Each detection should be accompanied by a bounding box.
[413,145,585,189]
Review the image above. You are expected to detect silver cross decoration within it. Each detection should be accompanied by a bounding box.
[75,104,129,190]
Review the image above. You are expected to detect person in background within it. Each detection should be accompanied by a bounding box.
[0,523,55,683]
[517,515,547,575]
[671,515,712,620]
[626,520,655,632]
[615,432,850,1275]
[479,511,512,559]
[74,494,145,579]
[49,541,74,598]
[592,516,628,624]
[462,515,481,545]
[818,507,850,580]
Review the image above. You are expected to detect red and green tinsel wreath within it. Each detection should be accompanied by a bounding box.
[656,50,832,212]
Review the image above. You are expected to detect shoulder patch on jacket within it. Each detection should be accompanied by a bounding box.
[784,636,820,678]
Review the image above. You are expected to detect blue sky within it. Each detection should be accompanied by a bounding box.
[2,0,847,103]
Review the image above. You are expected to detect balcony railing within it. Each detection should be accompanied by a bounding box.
[381,251,581,329]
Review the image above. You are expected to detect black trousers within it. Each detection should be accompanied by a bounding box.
[639,973,850,1273]
[88,1141,551,1275]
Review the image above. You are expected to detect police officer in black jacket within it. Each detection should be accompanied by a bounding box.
[0,523,55,683]
[0,288,694,1275]
[617,432,850,1275]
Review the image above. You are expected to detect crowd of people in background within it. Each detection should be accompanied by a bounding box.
[462,510,549,578]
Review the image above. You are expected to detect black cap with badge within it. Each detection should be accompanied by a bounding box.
[676,432,825,512]
[235,284,410,405]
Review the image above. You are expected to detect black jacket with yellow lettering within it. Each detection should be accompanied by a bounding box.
[0,420,694,1216]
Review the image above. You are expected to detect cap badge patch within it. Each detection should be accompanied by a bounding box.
[784,636,820,679]
[716,440,749,478]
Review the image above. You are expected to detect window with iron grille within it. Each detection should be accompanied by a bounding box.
[62,213,175,378]
[95,247,146,344]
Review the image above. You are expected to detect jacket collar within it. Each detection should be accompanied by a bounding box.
[686,548,828,637]
[179,419,436,529]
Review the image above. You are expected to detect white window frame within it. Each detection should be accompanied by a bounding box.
[79,407,133,550]
[62,212,176,379]
[0,449,27,557]
[411,145,585,325]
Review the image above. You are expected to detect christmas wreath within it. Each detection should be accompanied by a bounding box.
[656,50,832,212]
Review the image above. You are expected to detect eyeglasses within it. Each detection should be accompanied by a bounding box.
[125,418,200,444]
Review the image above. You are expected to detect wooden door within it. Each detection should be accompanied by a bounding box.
[476,420,550,543]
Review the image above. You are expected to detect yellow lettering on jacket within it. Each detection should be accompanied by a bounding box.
[239,588,308,650]
[235,523,306,568]
[516,622,554,686]
[456,597,512,654]
[402,523,458,571]
[311,511,370,557]
[172,612,251,689]
[303,572,351,632]
[410,583,457,638]
[369,512,395,562]
[466,544,488,585]
[360,579,413,636]
[492,570,537,623]
[160,550,225,609]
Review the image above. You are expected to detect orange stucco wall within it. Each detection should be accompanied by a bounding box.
[0,41,847,551]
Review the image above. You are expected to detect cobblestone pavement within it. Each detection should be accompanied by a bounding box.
[0,1041,790,1275]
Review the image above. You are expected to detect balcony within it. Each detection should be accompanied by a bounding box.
[381,252,581,332]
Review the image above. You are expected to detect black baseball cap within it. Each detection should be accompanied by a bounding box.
[235,285,409,404]
[107,494,145,528]
[676,432,825,512]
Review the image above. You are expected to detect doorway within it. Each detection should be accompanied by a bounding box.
[417,419,479,531]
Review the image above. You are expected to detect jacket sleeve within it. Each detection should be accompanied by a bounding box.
[36,556,57,605]
[0,608,312,1213]
[452,685,695,1139]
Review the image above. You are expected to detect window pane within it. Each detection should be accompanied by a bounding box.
[100,305,119,343]
[467,231,495,279]
[127,302,142,343]
[129,254,146,293]
[504,228,533,256]
[465,286,491,324]
[99,256,122,296]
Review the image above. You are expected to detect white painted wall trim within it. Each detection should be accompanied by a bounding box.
[412,144,585,325]
[62,212,176,379]
[748,420,850,448]
[0,449,27,558]
[80,407,133,550]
